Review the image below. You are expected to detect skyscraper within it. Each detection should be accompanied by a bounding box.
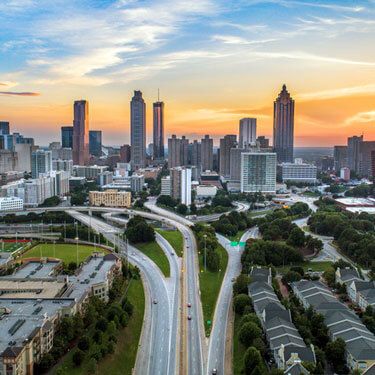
[241,152,277,193]
[219,135,237,177]
[130,90,146,169]
[191,140,201,167]
[273,84,294,163]
[89,130,102,157]
[333,145,348,171]
[181,136,189,166]
[120,144,131,163]
[201,135,213,171]
[347,135,363,172]
[153,101,164,160]
[239,118,256,148]
[61,126,73,148]
[168,135,181,168]
[170,167,192,205]
[0,122,10,135]
[31,149,52,178]
[72,100,89,165]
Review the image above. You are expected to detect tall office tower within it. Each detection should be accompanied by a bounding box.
[120,144,131,163]
[181,136,189,166]
[230,147,246,181]
[89,130,102,157]
[191,140,201,167]
[14,143,32,172]
[273,84,295,163]
[0,150,18,173]
[239,118,256,148]
[372,151,375,180]
[0,122,10,135]
[31,150,52,178]
[347,135,363,172]
[168,135,181,168]
[170,167,192,205]
[359,141,375,177]
[130,90,146,169]
[72,100,89,165]
[201,135,213,171]
[219,135,237,177]
[257,136,269,148]
[240,152,277,193]
[153,101,164,160]
[61,126,73,148]
[333,145,348,171]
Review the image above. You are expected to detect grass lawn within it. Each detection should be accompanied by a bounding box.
[248,209,273,217]
[0,241,28,252]
[156,229,183,257]
[21,243,108,264]
[199,244,228,336]
[96,278,145,375]
[276,261,333,275]
[233,313,246,375]
[228,229,247,242]
[136,241,170,277]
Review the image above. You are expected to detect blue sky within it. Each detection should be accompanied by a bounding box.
[1,0,375,146]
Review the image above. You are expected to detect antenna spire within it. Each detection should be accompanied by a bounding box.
[158,88,160,102]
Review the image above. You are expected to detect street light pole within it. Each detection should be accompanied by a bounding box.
[75,236,79,266]
[203,234,207,272]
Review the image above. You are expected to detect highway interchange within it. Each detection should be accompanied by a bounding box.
[8,193,350,374]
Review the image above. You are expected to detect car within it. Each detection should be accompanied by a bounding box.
[142,257,146,260]
[231,277,235,282]
[212,369,217,375]
[153,299,158,304]
[187,315,192,320]
[187,303,191,308]
[171,252,174,256]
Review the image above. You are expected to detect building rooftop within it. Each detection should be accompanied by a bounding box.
[8,261,60,280]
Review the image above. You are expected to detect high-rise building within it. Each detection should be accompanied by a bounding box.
[257,136,270,149]
[372,151,375,181]
[89,130,102,157]
[181,136,189,166]
[273,84,294,163]
[201,135,213,171]
[281,162,317,183]
[0,122,10,135]
[168,135,181,168]
[334,145,348,171]
[191,140,201,167]
[130,90,146,169]
[170,167,192,205]
[0,150,18,173]
[72,100,89,165]
[230,147,246,182]
[14,143,32,173]
[340,167,350,182]
[347,135,363,172]
[219,135,237,177]
[320,156,334,172]
[120,144,131,163]
[31,150,52,178]
[241,152,277,193]
[239,118,256,148]
[153,101,164,160]
[359,141,375,177]
[61,126,73,148]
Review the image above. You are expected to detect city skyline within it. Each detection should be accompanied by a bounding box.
[1,0,375,146]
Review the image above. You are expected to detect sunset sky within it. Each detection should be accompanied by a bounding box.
[1,0,375,147]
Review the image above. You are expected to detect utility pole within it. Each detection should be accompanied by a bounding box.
[203,234,207,272]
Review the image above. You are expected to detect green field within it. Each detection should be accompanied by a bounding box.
[276,261,334,275]
[97,279,145,375]
[136,241,170,277]
[199,244,228,336]
[228,229,247,242]
[233,313,247,375]
[21,243,108,264]
[0,241,28,253]
[156,229,183,257]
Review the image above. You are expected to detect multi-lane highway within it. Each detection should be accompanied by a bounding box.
[144,200,205,375]
[67,210,178,375]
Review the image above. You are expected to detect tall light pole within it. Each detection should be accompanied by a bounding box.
[75,236,79,266]
[53,240,56,258]
[203,234,207,272]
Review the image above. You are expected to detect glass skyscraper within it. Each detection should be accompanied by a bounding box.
[89,130,102,157]
[153,101,164,160]
[72,100,89,165]
[61,126,73,148]
[130,91,146,169]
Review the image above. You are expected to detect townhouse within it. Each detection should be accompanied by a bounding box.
[335,267,362,285]
[249,267,315,374]
[347,280,375,310]
[292,279,375,372]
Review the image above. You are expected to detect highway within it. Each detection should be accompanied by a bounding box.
[206,226,259,374]
[144,200,205,375]
[67,210,178,375]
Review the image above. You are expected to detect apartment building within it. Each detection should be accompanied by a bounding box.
[89,189,131,208]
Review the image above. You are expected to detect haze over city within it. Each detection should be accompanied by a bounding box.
[1,0,375,146]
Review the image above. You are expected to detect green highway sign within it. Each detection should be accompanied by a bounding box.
[239,242,246,246]
[230,241,238,246]
[207,320,211,325]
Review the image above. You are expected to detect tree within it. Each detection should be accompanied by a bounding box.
[239,313,260,329]
[233,274,251,296]
[233,294,252,315]
[72,349,85,366]
[287,227,306,247]
[282,270,302,283]
[326,338,346,373]
[96,317,108,332]
[243,347,262,375]
[78,335,90,351]
[239,322,262,347]
[176,203,188,215]
[125,216,155,243]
